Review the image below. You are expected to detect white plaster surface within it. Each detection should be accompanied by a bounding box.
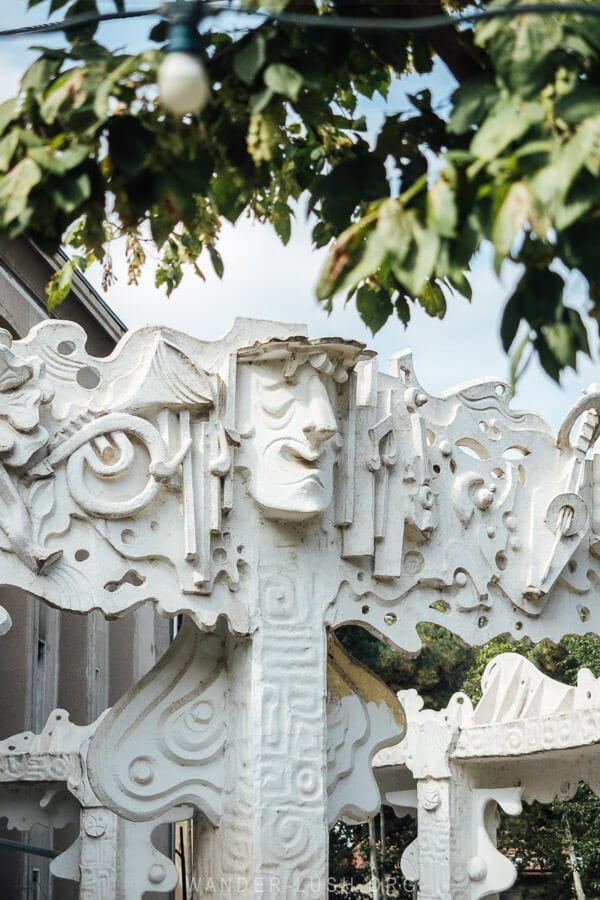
[1,316,600,897]
[375,653,600,898]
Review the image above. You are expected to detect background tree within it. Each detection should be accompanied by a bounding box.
[338,630,600,897]
[1,0,600,379]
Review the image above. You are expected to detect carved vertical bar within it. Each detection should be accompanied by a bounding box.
[335,367,357,529]
[193,570,329,900]
[191,419,212,587]
[180,410,197,562]
[79,808,119,899]
[416,778,452,900]
[253,569,328,899]
[342,361,376,556]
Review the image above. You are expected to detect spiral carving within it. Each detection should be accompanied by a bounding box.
[39,412,191,518]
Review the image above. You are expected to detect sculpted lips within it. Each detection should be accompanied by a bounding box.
[280,442,325,486]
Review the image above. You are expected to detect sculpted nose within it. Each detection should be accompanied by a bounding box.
[302,379,338,449]
[303,421,337,448]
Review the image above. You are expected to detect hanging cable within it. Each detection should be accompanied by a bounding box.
[3,1,600,39]
[243,2,600,32]
[0,6,162,36]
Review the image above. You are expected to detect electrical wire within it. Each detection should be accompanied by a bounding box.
[2,0,600,38]
[247,2,600,32]
[0,6,161,37]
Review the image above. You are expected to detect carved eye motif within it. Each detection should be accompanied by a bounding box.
[258,380,299,429]
[261,393,296,421]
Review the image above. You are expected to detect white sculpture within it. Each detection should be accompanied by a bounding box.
[0,631,402,899]
[375,653,600,898]
[1,316,600,897]
[0,709,192,897]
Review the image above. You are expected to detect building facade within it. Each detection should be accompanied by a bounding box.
[0,237,171,900]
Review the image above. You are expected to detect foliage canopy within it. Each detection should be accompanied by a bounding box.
[3,0,600,379]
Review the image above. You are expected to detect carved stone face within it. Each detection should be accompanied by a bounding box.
[237,359,339,520]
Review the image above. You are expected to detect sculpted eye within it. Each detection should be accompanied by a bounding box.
[262,396,295,418]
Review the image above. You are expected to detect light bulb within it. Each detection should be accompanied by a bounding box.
[158,51,210,117]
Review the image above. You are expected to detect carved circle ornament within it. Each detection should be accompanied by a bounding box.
[0,316,598,650]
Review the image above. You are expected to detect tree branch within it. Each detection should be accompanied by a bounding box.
[345,0,485,84]
[404,1,486,83]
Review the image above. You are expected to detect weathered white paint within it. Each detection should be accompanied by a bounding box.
[376,653,600,898]
[1,317,600,897]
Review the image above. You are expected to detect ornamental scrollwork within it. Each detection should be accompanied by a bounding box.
[0,316,598,648]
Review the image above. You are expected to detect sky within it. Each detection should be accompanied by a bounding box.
[1,1,599,431]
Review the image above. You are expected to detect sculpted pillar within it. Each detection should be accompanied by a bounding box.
[0,316,600,897]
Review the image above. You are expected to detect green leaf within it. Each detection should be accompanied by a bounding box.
[234,34,266,85]
[500,292,522,352]
[0,158,42,226]
[509,329,533,392]
[411,35,433,74]
[46,260,73,311]
[502,268,565,364]
[408,89,432,113]
[40,68,87,124]
[317,220,385,300]
[211,167,247,223]
[21,56,62,94]
[316,153,387,234]
[487,14,563,97]
[272,200,292,245]
[394,294,410,326]
[107,116,154,176]
[51,173,91,213]
[426,176,457,239]
[532,116,600,208]
[249,87,273,114]
[448,75,499,135]
[149,19,168,44]
[63,0,101,39]
[0,132,19,174]
[259,0,289,12]
[335,228,387,298]
[0,100,16,136]
[555,86,600,125]
[566,307,590,357]
[28,144,91,175]
[417,280,446,319]
[150,207,172,248]
[493,181,537,256]
[355,284,392,335]
[445,271,472,301]
[542,322,576,371]
[264,64,303,102]
[470,101,544,166]
[208,244,224,278]
[19,131,44,151]
[394,220,440,296]
[312,220,332,249]
[376,200,412,262]
[534,331,563,382]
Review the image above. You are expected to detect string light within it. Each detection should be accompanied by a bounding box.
[157,1,210,114]
[4,2,600,116]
